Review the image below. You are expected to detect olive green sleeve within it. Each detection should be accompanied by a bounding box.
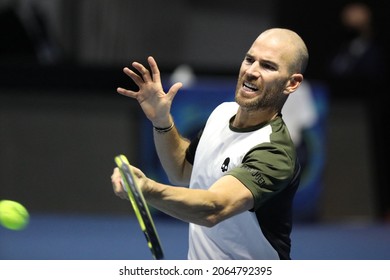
[226,143,296,210]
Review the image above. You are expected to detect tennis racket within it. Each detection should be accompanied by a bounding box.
[114,154,164,260]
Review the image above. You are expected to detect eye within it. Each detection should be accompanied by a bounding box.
[261,62,277,71]
[244,56,254,64]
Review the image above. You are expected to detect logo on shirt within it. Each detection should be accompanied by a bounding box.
[221,157,230,172]
[242,165,266,187]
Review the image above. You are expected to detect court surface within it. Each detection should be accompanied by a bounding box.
[1,213,390,260]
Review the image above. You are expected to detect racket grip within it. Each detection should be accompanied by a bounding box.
[121,179,128,193]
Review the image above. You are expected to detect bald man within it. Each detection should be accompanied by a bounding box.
[112,28,309,260]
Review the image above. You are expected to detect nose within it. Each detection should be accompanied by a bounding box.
[245,61,261,77]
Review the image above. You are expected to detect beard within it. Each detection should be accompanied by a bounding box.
[235,78,288,112]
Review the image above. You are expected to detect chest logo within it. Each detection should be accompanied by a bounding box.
[221,157,230,172]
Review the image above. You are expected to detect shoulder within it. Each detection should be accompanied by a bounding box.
[211,102,238,115]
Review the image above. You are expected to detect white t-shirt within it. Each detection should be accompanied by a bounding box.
[187,102,300,260]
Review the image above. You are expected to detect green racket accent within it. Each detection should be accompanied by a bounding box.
[115,154,164,260]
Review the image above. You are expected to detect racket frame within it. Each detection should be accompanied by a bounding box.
[115,154,164,260]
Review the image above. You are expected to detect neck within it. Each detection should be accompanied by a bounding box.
[232,108,279,129]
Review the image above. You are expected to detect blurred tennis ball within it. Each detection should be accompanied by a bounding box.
[0,200,29,230]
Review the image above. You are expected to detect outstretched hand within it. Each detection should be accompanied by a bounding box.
[117,56,183,127]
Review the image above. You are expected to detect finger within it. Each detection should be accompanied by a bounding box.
[111,168,127,199]
[132,62,152,83]
[117,87,137,98]
[122,67,144,86]
[147,56,161,83]
[111,170,121,191]
[111,177,122,193]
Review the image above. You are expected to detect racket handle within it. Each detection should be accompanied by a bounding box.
[121,179,128,193]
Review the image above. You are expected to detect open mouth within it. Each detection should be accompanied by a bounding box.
[243,81,258,92]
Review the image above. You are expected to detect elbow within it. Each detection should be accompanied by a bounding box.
[167,161,192,186]
[202,220,218,228]
[166,169,191,186]
[198,199,228,227]
[200,214,223,228]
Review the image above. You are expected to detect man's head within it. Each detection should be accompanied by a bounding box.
[341,3,372,39]
[235,28,309,113]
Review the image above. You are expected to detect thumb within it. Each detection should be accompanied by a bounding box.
[167,82,183,100]
[130,165,146,180]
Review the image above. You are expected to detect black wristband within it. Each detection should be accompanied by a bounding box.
[153,122,175,133]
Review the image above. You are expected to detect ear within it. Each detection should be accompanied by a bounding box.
[283,74,303,95]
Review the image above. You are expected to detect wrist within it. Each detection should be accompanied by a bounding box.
[152,115,174,132]
[153,122,175,133]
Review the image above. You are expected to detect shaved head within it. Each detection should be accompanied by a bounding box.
[257,28,309,74]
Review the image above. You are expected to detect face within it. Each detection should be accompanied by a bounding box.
[235,33,295,112]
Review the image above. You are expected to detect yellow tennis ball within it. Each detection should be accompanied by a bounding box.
[0,200,29,230]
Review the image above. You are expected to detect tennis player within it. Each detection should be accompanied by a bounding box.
[111,28,308,260]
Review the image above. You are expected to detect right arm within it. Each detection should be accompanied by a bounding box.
[111,165,254,227]
[117,56,192,185]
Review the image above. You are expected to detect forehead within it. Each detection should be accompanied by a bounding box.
[247,33,295,66]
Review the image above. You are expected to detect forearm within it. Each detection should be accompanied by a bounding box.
[153,121,192,185]
[144,179,220,227]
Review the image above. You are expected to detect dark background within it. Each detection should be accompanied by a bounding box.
[279,0,390,84]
